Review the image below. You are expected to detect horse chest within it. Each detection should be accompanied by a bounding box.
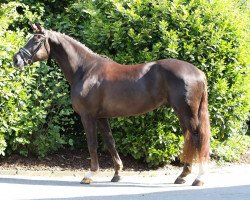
[71,76,101,114]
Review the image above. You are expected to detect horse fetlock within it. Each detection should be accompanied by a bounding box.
[115,162,123,171]
[81,170,98,184]
[182,163,192,176]
[85,170,98,178]
[113,157,123,170]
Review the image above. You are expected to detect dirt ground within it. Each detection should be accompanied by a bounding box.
[0,149,150,172]
[0,148,249,172]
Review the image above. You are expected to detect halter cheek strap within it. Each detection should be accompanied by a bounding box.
[19,34,48,65]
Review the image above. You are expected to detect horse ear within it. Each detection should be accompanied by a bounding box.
[31,23,39,32]
[35,23,45,34]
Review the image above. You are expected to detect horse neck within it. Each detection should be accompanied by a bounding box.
[47,31,98,85]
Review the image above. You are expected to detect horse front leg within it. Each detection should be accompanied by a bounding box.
[97,118,123,182]
[80,113,99,184]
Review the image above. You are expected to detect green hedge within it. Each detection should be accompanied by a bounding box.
[0,2,79,157]
[0,0,249,166]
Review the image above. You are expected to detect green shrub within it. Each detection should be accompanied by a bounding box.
[0,2,78,157]
[1,0,249,166]
[50,0,249,165]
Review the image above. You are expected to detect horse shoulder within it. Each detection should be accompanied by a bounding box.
[70,68,103,115]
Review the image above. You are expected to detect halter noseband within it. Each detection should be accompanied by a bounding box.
[19,33,48,65]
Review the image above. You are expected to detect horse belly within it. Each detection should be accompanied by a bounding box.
[99,82,167,117]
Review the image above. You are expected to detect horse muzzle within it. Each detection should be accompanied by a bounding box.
[13,53,25,69]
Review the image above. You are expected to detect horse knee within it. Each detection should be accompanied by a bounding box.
[102,133,116,149]
[88,140,98,152]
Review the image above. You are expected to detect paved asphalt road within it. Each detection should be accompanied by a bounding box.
[0,164,249,200]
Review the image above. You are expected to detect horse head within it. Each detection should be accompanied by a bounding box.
[13,23,50,69]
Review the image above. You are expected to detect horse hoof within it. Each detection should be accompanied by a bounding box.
[174,177,186,184]
[192,179,204,186]
[111,175,122,182]
[80,178,93,184]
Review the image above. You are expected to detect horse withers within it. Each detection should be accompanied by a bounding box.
[13,24,210,186]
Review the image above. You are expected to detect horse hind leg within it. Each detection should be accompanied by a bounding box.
[174,80,210,186]
[173,101,202,185]
[182,114,210,186]
[174,122,195,184]
[190,87,210,186]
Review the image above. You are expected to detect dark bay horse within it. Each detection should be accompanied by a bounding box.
[13,24,210,186]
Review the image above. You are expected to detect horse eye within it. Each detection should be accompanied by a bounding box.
[34,36,41,41]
